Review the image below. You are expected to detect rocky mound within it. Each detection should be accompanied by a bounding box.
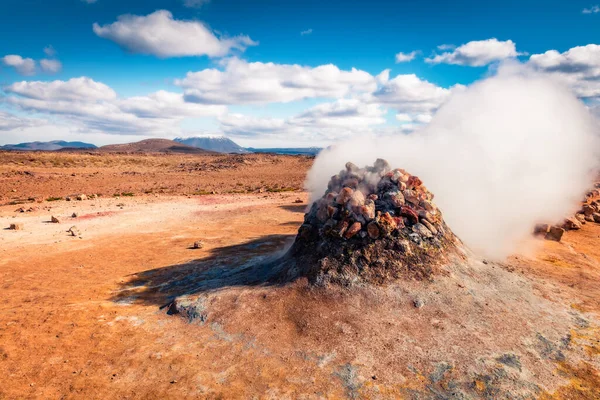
[280,159,461,285]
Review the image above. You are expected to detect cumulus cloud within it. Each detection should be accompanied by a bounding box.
[426,38,522,66]
[219,99,386,142]
[40,59,62,74]
[301,28,313,36]
[528,44,600,99]
[0,111,44,131]
[583,5,600,13]
[4,77,225,135]
[369,73,461,115]
[395,50,419,63]
[177,57,377,104]
[184,0,210,8]
[2,55,36,76]
[93,10,257,58]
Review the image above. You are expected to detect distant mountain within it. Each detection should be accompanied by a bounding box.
[246,147,322,156]
[174,136,249,154]
[0,140,97,151]
[99,139,213,154]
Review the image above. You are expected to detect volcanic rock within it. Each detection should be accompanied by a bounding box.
[561,217,582,231]
[278,159,460,286]
[545,226,565,242]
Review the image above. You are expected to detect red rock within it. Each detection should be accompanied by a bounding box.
[336,187,354,205]
[403,190,420,205]
[561,217,581,231]
[344,222,362,239]
[367,221,380,239]
[378,212,397,236]
[400,206,419,225]
[407,175,423,189]
[545,226,564,242]
[593,213,600,223]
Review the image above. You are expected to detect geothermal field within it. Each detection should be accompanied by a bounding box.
[1,149,600,399]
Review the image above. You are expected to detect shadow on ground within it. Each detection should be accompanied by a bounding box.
[112,234,296,308]
[279,204,307,213]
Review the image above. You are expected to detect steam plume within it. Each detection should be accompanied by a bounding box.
[307,63,600,258]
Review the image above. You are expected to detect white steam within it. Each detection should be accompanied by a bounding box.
[307,63,600,258]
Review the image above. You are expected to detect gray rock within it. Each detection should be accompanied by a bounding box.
[412,223,433,238]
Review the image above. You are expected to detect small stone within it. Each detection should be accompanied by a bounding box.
[9,223,24,230]
[293,198,303,204]
[403,190,420,205]
[400,206,419,225]
[413,299,425,308]
[367,221,380,239]
[377,212,397,236]
[51,216,60,223]
[192,240,204,249]
[545,226,564,242]
[76,194,87,201]
[412,223,433,238]
[344,222,362,239]
[336,187,354,205]
[562,217,582,231]
[66,197,72,201]
[398,240,412,255]
[67,226,80,237]
[71,213,78,218]
[421,219,438,235]
[407,175,423,189]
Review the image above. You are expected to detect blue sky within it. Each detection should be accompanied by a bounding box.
[1,0,599,147]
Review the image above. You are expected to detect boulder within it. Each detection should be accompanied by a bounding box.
[533,224,550,236]
[51,216,60,223]
[193,240,204,249]
[545,226,565,242]
[593,213,600,223]
[76,194,87,201]
[562,217,582,231]
[9,223,24,230]
[582,204,595,216]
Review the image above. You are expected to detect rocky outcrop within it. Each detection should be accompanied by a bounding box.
[278,159,460,286]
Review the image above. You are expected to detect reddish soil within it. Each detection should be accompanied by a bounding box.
[0,154,599,399]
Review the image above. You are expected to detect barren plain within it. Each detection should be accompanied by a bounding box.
[1,151,599,399]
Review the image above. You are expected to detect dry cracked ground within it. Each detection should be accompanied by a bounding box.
[0,152,599,399]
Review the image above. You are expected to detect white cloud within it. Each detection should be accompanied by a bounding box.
[369,73,460,113]
[395,50,419,63]
[218,98,387,144]
[395,113,432,124]
[528,44,600,98]
[177,57,377,105]
[582,5,600,13]
[301,28,313,36]
[4,77,225,135]
[426,38,522,66]
[6,77,117,101]
[2,55,36,76]
[93,10,257,58]
[437,44,455,51]
[40,59,62,74]
[184,0,210,8]
[44,45,56,57]
[0,111,44,131]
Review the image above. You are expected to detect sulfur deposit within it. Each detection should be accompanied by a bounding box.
[280,159,461,286]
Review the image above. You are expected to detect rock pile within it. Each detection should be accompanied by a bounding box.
[535,184,600,242]
[280,159,460,286]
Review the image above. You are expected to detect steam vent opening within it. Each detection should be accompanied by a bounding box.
[281,159,462,285]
